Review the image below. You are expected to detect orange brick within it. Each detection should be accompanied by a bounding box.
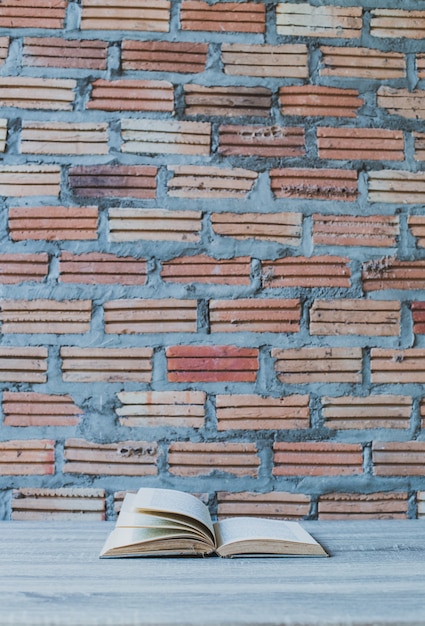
[222,44,308,79]
[64,439,158,475]
[371,9,425,39]
[12,488,105,521]
[279,86,363,118]
[168,165,257,199]
[59,252,147,285]
[0,77,75,110]
[218,125,305,158]
[121,119,211,156]
[122,40,208,73]
[270,168,358,201]
[317,127,404,161]
[313,214,399,248]
[273,442,363,476]
[320,46,406,79]
[0,37,9,66]
[20,121,109,155]
[166,345,259,383]
[184,85,271,117]
[0,253,48,284]
[87,79,173,112]
[412,302,425,334]
[81,0,170,31]
[272,347,362,384]
[0,299,92,334]
[322,395,412,430]
[60,347,153,383]
[209,298,301,333]
[318,492,408,519]
[377,87,425,120]
[108,208,201,243]
[0,165,60,197]
[104,298,197,334]
[262,256,351,289]
[0,118,7,152]
[116,390,206,428]
[368,170,425,204]
[310,299,401,336]
[216,394,309,430]
[217,491,311,520]
[0,347,48,383]
[8,206,98,241]
[212,211,302,246]
[0,440,54,475]
[276,3,362,38]
[161,254,251,286]
[371,349,425,384]
[168,442,260,477]
[0,0,66,28]
[363,257,425,291]
[69,165,157,199]
[180,1,265,34]
[23,38,108,70]
[372,441,425,476]
[3,391,83,427]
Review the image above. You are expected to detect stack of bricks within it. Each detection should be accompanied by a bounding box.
[0,0,425,521]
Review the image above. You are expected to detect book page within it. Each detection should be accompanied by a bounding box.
[99,526,214,557]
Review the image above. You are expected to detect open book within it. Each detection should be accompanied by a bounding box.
[100,488,327,558]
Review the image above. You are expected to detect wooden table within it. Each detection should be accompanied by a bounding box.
[1,520,424,626]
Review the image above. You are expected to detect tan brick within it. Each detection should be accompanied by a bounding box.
[0,1,66,28]
[262,256,351,289]
[0,118,7,152]
[60,347,153,383]
[313,214,399,248]
[320,46,406,79]
[216,394,309,430]
[276,3,362,38]
[368,170,425,204]
[222,44,308,79]
[59,252,147,285]
[64,439,158,475]
[23,37,108,70]
[363,258,425,291]
[0,347,48,383]
[217,491,310,520]
[104,298,197,334]
[12,488,106,521]
[273,442,363,476]
[168,165,257,199]
[87,79,173,112]
[81,0,170,32]
[184,85,271,117]
[371,9,425,39]
[377,87,425,120]
[0,440,54,475]
[116,390,206,428]
[0,165,60,197]
[317,127,404,161]
[168,442,260,477]
[108,208,201,243]
[279,86,362,118]
[121,119,211,156]
[9,206,98,241]
[209,298,301,333]
[212,211,302,246]
[412,302,425,334]
[166,345,259,383]
[322,395,412,430]
[180,1,265,34]
[0,253,48,284]
[270,168,358,201]
[0,77,75,110]
[418,492,425,518]
[310,299,401,336]
[3,391,83,427]
[373,441,425,476]
[69,165,157,199]
[121,40,207,73]
[0,37,9,66]
[318,492,408,519]
[272,347,362,384]
[371,349,425,384]
[0,299,92,334]
[161,254,251,286]
[218,125,305,158]
[414,132,425,161]
[20,121,109,155]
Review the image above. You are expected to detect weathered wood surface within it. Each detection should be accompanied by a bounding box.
[0,520,424,626]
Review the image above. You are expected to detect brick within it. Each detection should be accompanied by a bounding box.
[69,165,157,199]
[9,206,98,241]
[372,441,425,476]
[0,253,48,284]
[23,38,108,70]
[0,347,48,383]
[12,488,105,521]
[272,347,362,384]
[216,394,309,430]
[417,56,425,80]
[320,46,406,79]
[276,3,362,38]
[180,1,265,34]
[363,258,425,291]
[217,491,310,520]
[61,347,153,383]
[121,119,211,156]
[20,121,109,155]
[184,85,271,117]
[279,86,363,118]
[371,349,425,384]
[270,168,358,202]
[368,170,425,204]
[59,252,147,285]
[0,77,75,110]
[413,132,425,161]
[412,302,425,334]
[0,440,55,476]
[81,0,170,32]
[87,79,173,112]
[273,442,363,476]
[0,118,7,152]
[377,87,425,120]
[3,391,83,427]
[166,345,259,383]
[212,211,302,246]
[0,0,66,28]
[218,125,305,158]
[222,44,308,79]
[0,299,91,334]
[318,492,408,520]
[0,37,9,66]
[310,299,401,336]
[104,298,197,334]
[262,256,351,289]
[322,395,411,430]
[418,492,425,518]
[313,214,399,248]
[108,208,201,243]
[371,9,425,39]
[64,439,158,475]
[209,298,301,333]
[121,40,208,73]
[0,165,60,197]
[161,254,251,286]
[116,390,206,428]
[167,165,257,199]
[168,442,260,477]
[421,399,425,431]
[317,128,404,161]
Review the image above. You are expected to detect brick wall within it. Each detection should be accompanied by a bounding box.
[1,0,425,521]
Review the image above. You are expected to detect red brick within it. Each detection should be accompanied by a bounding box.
[279,86,363,118]
[317,127,404,161]
[420,399,425,431]
[310,299,401,336]
[20,121,109,155]
[371,349,425,384]
[104,298,197,334]
[217,491,310,520]
[318,492,408,519]
[417,56,425,80]
[59,252,147,285]
[0,347,48,383]
[161,254,251,286]
[363,258,425,291]
[0,77,75,110]
[23,38,108,70]
[0,440,55,475]
[212,211,302,246]
[222,44,308,79]
[209,298,301,333]
[69,165,157,199]
[322,395,411,430]
[61,347,153,383]
[216,394,309,430]
[116,390,205,428]
[270,168,358,201]
[372,441,425,476]
[0,37,9,66]
[313,214,399,248]
[121,119,211,156]
[377,87,425,120]
[168,442,260,477]
[320,46,406,79]
[371,9,425,39]
[184,85,271,117]
[166,345,259,383]
[0,299,92,334]
[12,488,105,521]
[412,302,425,334]
[0,253,48,284]
[262,256,351,289]
[273,347,362,384]
[121,40,208,73]
[180,1,265,34]
[3,391,83,427]
[87,79,173,112]
[81,0,170,32]
[413,133,425,161]
[0,0,66,28]
[273,442,363,476]
[108,208,201,243]
[276,3,362,38]
[0,165,60,197]
[218,125,305,158]
[64,439,158,475]
[9,206,98,241]
[168,165,257,199]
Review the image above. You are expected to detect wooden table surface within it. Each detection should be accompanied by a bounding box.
[1,520,424,626]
